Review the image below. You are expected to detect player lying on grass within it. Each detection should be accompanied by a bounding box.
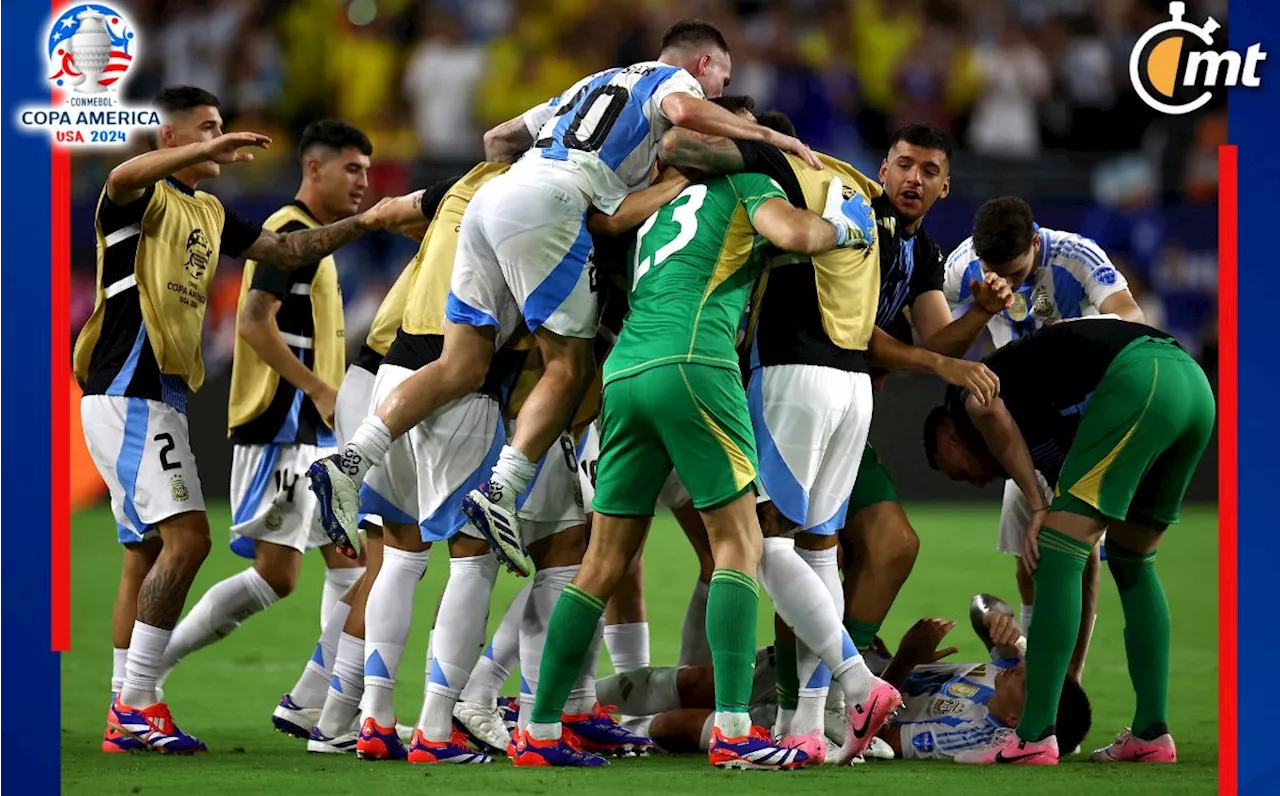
[924,318,1214,764]
[595,593,1090,762]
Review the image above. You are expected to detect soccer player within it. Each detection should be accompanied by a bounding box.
[154,119,373,734]
[309,20,824,569]
[657,111,999,765]
[945,196,1146,664]
[923,319,1214,764]
[511,165,875,768]
[76,86,392,753]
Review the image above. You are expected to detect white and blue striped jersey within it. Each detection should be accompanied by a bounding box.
[515,62,704,215]
[893,660,1019,760]
[943,227,1129,350]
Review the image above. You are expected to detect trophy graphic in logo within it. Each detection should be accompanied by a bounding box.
[65,11,110,93]
[48,4,136,93]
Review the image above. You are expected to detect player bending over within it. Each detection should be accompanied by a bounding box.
[308,20,822,572]
[945,196,1147,674]
[78,86,393,754]
[924,319,1213,764]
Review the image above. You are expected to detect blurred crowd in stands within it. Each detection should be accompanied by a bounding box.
[70,0,1225,373]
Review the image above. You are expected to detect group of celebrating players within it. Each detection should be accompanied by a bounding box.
[79,18,1212,772]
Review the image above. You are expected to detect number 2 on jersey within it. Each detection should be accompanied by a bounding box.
[632,184,708,289]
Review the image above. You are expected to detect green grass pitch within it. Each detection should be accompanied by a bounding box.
[62,503,1219,794]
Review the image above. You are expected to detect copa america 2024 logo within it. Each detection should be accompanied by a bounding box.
[17,4,160,147]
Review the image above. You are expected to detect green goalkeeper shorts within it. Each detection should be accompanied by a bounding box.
[593,363,758,516]
[1051,337,1216,529]
[847,443,900,514]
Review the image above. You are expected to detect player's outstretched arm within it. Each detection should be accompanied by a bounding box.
[661,93,821,168]
[658,128,747,177]
[912,274,1014,358]
[868,328,1000,405]
[238,289,337,424]
[106,132,271,205]
[749,197,838,254]
[241,196,392,268]
[588,167,691,235]
[1097,290,1146,323]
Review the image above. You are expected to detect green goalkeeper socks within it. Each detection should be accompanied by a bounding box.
[1106,542,1171,740]
[529,585,605,725]
[706,569,760,715]
[773,639,799,711]
[1018,528,1091,742]
[844,618,880,653]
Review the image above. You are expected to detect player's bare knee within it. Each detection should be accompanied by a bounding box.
[756,501,795,539]
[676,664,716,706]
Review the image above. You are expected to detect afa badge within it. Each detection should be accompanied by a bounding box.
[169,474,189,503]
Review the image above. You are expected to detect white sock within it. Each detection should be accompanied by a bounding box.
[773,707,795,739]
[344,416,393,483]
[528,720,561,741]
[565,618,604,715]
[419,555,499,741]
[321,567,363,631]
[758,537,870,704]
[111,647,128,695]
[363,546,429,727]
[714,710,750,739]
[519,565,579,728]
[594,666,681,716]
[289,599,351,709]
[793,546,839,736]
[678,579,711,668]
[461,582,530,705]
[317,632,365,737]
[160,567,278,674]
[1020,603,1034,636]
[489,445,536,507]
[604,622,650,673]
[121,622,172,707]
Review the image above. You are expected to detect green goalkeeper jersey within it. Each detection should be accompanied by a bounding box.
[603,173,786,386]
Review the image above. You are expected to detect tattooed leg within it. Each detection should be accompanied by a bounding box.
[118,512,211,708]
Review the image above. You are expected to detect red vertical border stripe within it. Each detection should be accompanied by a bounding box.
[51,75,71,653]
[1217,144,1237,796]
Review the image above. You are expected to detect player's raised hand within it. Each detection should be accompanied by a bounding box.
[202,132,272,164]
[823,177,875,250]
[971,272,1014,315]
[935,358,1000,405]
[896,618,960,666]
[771,131,823,170]
[983,612,1024,653]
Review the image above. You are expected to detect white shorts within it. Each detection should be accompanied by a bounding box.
[997,474,1055,556]
[748,365,874,535]
[360,364,504,543]
[82,395,206,544]
[229,442,336,557]
[336,364,383,529]
[448,171,598,342]
[576,420,691,514]
[516,431,587,543]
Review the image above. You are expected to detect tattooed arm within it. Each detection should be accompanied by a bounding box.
[483,114,536,163]
[658,129,747,178]
[239,197,391,268]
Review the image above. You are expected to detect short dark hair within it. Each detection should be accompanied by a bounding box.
[923,405,949,471]
[972,196,1036,265]
[756,110,796,138]
[153,86,221,116]
[1054,677,1092,756]
[890,124,953,162]
[298,118,373,161]
[712,95,755,115]
[661,19,729,55]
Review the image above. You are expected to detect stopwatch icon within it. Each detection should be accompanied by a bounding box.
[1129,1,1221,115]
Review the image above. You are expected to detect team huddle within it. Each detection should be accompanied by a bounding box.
[78,19,1212,772]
